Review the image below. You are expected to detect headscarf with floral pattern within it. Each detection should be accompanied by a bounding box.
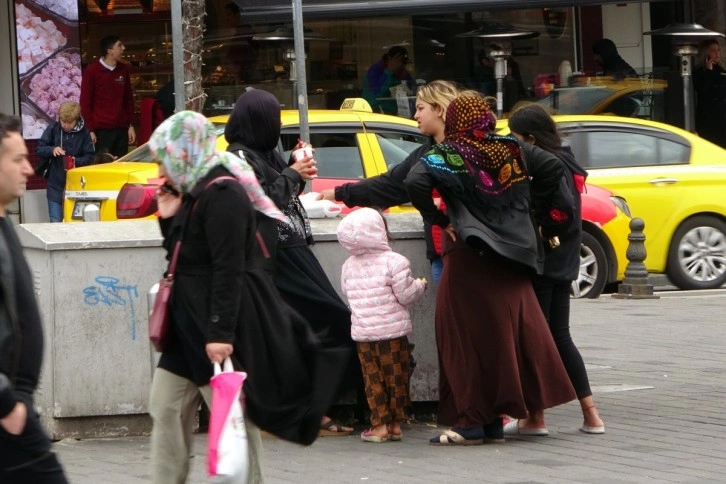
[148,110,286,222]
[420,95,529,211]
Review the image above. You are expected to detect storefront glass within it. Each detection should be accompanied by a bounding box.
[14,0,717,140]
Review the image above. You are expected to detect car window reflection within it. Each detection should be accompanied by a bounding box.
[575,131,690,168]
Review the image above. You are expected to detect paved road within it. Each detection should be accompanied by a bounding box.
[54,289,726,483]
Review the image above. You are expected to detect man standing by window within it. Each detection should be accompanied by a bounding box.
[80,35,136,158]
[362,46,416,115]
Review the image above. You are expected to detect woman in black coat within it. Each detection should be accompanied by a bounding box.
[147,111,348,483]
[35,101,94,222]
[225,89,359,435]
[694,38,726,148]
[507,103,605,435]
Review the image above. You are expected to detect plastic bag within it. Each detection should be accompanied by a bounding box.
[208,358,248,483]
[299,192,343,218]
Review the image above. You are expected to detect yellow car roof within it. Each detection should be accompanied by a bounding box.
[209,110,418,128]
[209,97,418,128]
[570,76,667,91]
[497,114,726,166]
[498,114,692,137]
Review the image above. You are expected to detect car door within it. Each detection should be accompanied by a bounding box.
[363,123,429,213]
[562,122,691,262]
[363,123,429,174]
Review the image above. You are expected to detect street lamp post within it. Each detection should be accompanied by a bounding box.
[457,23,539,118]
[252,23,333,142]
[644,23,724,133]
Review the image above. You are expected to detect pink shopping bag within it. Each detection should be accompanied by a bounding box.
[208,358,248,483]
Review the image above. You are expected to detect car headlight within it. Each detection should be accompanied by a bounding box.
[610,195,632,218]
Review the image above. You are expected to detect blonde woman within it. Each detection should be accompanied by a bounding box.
[319,80,472,284]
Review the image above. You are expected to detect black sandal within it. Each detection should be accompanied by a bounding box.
[319,418,353,436]
[429,427,484,446]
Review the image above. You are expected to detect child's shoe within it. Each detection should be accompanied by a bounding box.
[361,427,388,443]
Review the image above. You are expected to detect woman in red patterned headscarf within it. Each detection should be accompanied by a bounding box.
[405,95,576,445]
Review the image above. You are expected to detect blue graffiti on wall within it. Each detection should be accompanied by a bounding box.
[83,276,140,340]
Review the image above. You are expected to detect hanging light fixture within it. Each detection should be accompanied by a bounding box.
[457,23,540,40]
[457,23,539,117]
[252,26,335,111]
[644,23,724,132]
[252,26,334,42]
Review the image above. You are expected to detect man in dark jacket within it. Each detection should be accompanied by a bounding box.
[592,38,638,80]
[36,101,95,222]
[0,113,68,482]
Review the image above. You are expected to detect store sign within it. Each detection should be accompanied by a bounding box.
[15,0,82,139]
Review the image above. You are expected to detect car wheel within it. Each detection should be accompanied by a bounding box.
[571,231,608,299]
[666,216,726,290]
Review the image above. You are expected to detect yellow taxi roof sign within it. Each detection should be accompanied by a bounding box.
[340,98,373,112]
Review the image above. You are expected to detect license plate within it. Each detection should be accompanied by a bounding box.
[72,201,100,220]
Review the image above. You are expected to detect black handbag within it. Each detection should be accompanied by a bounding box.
[35,158,52,179]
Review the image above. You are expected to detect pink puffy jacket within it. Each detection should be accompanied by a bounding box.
[336,208,426,342]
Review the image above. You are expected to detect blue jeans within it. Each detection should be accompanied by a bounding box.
[431,257,443,288]
[48,200,63,223]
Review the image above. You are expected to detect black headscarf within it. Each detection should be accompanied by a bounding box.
[225,89,287,171]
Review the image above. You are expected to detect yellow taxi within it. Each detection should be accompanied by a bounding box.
[66,98,631,298]
[500,114,726,291]
[64,99,424,221]
[535,77,668,121]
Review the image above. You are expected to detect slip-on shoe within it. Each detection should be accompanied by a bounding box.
[579,425,605,434]
[503,419,549,436]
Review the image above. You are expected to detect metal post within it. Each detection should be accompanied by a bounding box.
[171,1,185,113]
[291,0,309,141]
[676,45,698,132]
[490,45,510,119]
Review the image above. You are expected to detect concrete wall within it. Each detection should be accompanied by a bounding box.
[18,213,436,438]
[20,190,50,223]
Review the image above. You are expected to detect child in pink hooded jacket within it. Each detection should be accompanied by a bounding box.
[336,207,427,443]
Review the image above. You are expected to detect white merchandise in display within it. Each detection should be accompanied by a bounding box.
[15,3,67,75]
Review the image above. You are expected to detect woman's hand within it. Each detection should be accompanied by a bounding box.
[52,146,65,157]
[0,401,27,435]
[290,156,318,181]
[444,224,457,242]
[317,189,336,201]
[206,343,233,364]
[156,187,182,218]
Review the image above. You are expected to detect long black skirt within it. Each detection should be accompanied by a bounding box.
[275,245,361,400]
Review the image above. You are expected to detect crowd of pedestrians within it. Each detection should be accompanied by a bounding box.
[3,77,616,483]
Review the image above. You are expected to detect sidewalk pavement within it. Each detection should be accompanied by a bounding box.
[54,288,726,483]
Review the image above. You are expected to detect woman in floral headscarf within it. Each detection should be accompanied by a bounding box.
[147,111,349,483]
[405,96,576,445]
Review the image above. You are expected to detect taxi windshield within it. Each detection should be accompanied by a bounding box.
[536,87,616,114]
[121,145,152,162]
